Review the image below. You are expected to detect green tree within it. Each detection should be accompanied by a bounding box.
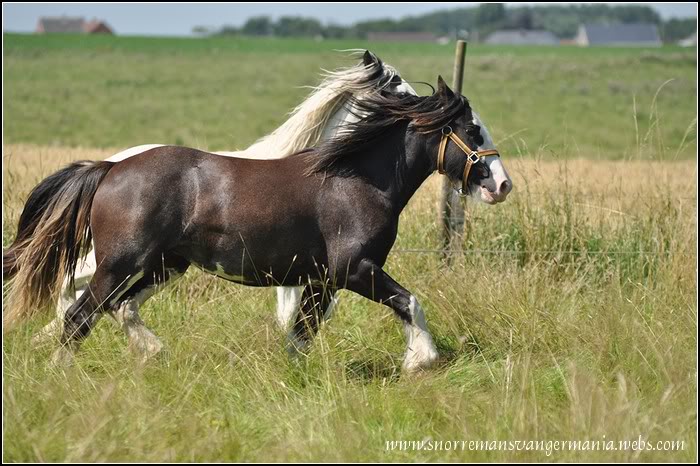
[241,16,272,36]
[660,18,696,43]
[476,3,506,25]
[274,16,323,37]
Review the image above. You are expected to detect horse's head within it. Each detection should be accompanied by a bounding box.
[432,76,512,205]
[320,50,417,140]
[360,50,416,95]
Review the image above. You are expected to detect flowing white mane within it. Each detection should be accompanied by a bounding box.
[242,56,399,159]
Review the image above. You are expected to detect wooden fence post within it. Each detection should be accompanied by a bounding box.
[439,40,467,260]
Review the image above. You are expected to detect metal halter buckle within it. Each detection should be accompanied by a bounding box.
[468,153,480,164]
[441,126,453,136]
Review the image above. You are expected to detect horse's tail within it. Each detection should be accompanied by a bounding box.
[3,160,114,330]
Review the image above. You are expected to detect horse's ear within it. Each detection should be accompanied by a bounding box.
[363,50,380,67]
[437,75,455,100]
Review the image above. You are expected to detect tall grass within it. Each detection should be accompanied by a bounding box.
[2,36,696,462]
[2,144,696,462]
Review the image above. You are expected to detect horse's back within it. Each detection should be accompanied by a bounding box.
[105,143,300,164]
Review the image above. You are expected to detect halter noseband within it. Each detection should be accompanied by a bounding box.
[437,126,500,195]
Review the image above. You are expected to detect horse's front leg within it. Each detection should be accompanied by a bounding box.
[345,259,439,373]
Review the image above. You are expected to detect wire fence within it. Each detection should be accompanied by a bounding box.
[390,248,672,256]
[432,191,698,200]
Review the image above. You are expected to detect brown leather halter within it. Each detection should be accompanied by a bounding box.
[437,125,500,195]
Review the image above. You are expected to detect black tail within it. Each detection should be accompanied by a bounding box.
[4,163,95,279]
[3,160,115,329]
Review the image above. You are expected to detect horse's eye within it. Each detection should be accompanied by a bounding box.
[467,126,481,137]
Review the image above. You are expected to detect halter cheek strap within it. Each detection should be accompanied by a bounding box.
[437,126,500,195]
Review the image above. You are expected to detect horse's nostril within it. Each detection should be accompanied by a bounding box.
[499,180,512,194]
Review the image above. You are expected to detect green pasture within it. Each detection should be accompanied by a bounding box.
[3,33,696,159]
[2,34,697,462]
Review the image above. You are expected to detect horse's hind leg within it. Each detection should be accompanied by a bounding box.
[276,287,302,329]
[32,251,98,346]
[287,284,335,355]
[50,248,183,365]
[50,264,144,366]
[111,289,162,361]
[110,255,189,362]
[276,287,340,331]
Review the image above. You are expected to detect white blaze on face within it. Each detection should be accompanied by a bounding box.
[471,110,513,204]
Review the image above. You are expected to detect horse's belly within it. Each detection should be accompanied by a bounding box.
[192,251,328,288]
[181,224,329,288]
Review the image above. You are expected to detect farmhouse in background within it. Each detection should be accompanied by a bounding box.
[366,32,438,42]
[678,32,696,47]
[575,23,660,47]
[84,19,114,34]
[36,16,114,35]
[484,29,559,46]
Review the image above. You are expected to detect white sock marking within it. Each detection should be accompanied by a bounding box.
[277,287,303,330]
[402,296,439,372]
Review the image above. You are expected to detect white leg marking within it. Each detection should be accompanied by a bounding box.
[276,286,303,330]
[34,250,99,346]
[112,287,162,362]
[112,268,183,361]
[402,296,439,372]
[50,342,79,367]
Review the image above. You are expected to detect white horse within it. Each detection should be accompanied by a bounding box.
[29,51,418,358]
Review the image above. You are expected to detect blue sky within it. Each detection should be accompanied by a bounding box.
[3,3,697,37]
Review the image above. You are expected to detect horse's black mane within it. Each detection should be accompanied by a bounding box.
[306,91,477,175]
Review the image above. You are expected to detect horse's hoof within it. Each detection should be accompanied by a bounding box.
[31,332,53,348]
[130,334,164,363]
[32,322,62,347]
[402,348,439,374]
[49,346,76,368]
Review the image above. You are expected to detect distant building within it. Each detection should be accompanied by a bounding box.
[84,19,114,34]
[36,16,114,35]
[484,30,558,46]
[678,32,696,47]
[367,32,438,42]
[575,23,660,47]
[36,16,85,34]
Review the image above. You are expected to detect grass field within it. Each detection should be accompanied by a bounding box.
[3,33,697,160]
[2,34,698,462]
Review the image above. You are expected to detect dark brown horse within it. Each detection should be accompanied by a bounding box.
[4,76,512,372]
